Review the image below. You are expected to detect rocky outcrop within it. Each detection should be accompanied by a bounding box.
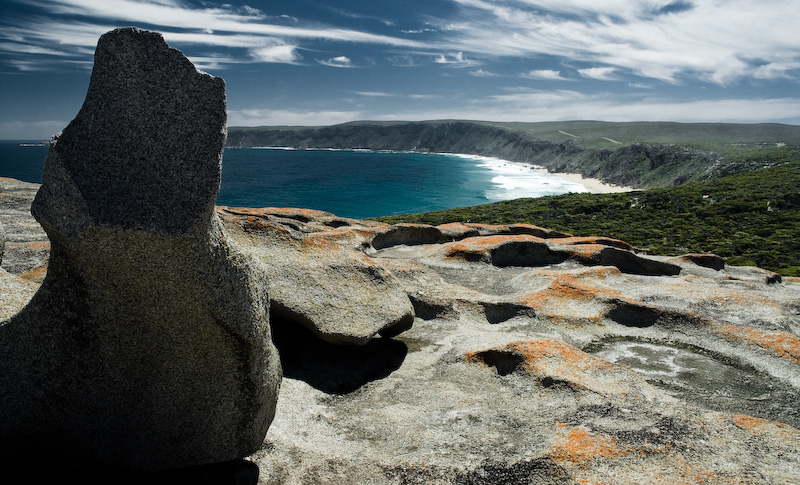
[219,207,413,345]
[0,28,280,471]
[3,187,799,481]
[4,196,800,482]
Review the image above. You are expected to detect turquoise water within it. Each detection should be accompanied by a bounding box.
[0,142,589,219]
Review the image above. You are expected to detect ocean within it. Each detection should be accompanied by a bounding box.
[0,141,589,219]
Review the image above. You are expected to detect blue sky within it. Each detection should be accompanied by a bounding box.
[2,0,799,139]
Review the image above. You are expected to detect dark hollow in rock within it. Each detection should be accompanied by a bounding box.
[371,224,444,249]
[271,316,408,394]
[490,240,568,267]
[4,458,260,485]
[606,299,663,328]
[481,301,532,324]
[408,294,455,320]
[468,348,526,376]
[576,246,682,276]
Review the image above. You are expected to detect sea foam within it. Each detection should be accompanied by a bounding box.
[443,154,588,200]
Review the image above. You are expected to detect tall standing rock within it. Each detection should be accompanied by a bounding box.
[0,27,280,470]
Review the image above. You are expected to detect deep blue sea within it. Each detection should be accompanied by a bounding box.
[0,141,590,219]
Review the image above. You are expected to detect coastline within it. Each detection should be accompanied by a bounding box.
[442,152,636,195]
[543,169,635,194]
[233,146,637,196]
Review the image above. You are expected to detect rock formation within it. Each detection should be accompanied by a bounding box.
[0,219,5,265]
[219,209,800,483]
[1,29,799,483]
[0,27,280,471]
[3,181,800,480]
[218,207,413,345]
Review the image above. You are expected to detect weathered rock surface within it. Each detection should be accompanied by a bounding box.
[3,189,800,481]
[0,177,48,280]
[0,27,280,471]
[218,207,413,345]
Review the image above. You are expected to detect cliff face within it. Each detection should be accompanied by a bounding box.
[226,121,719,188]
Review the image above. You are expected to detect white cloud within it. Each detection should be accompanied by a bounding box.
[2,0,427,71]
[250,44,302,64]
[227,108,363,127]
[0,120,68,139]
[318,56,353,68]
[578,67,617,81]
[434,52,479,67]
[441,0,800,85]
[525,69,568,81]
[352,91,395,97]
[378,93,800,125]
[470,69,497,77]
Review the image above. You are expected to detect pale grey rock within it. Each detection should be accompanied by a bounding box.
[219,208,414,345]
[0,27,280,471]
[0,177,49,279]
[237,215,800,484]
[2,200,800,482]
[0,219,4,265]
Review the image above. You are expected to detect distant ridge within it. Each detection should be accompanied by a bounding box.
[227,120,799,189]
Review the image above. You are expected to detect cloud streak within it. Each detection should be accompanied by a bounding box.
[443,0,800,85]
[0,0,427,70]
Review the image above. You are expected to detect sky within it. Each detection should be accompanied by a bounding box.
[1,0,799,139]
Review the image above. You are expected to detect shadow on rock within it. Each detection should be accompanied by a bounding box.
[272,316,408,394]
[4,459,259,485]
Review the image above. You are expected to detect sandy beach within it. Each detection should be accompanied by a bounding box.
[549,170,636,194]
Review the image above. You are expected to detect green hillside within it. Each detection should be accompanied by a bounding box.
[227,120,800,189]
[375,156,800,276]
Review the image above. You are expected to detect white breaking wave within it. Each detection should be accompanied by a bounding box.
[444,153,588,200]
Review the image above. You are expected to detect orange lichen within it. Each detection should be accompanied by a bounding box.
[301,235,340,251]
[516,271,624,311]
[550,236,632,251]
[465,223,510,232]
[309,227,381,242]
[465,339,618,392]
[559,244,608,259]
[717,325,800,364]
[18,264,48,281]
[733,414,800,443]
[442,234,543,260]
[6,241,51,250]
[550,426,625,464]
[219,206,334,220]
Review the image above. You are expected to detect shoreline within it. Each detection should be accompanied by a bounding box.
[234,146,637,195]
[542,169,635,194]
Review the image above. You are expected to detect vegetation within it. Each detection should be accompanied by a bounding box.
[229,120,800,275]
[375,156,800,277]
[228,120,799,189]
